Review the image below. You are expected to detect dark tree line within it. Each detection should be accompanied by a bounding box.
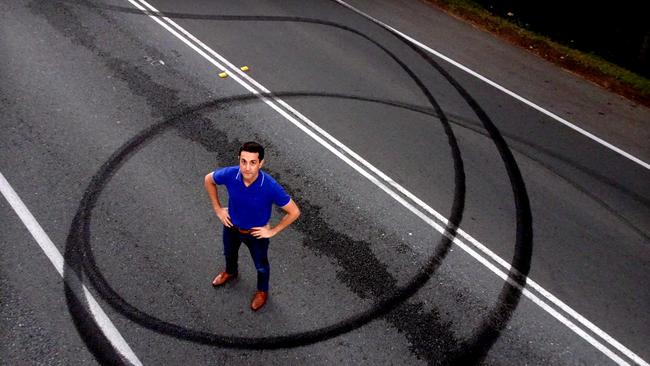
[472,0,649,78]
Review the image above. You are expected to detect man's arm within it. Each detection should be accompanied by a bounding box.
[204,173,232,227]
[251,199,300,239]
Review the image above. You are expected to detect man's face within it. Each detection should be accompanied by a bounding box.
[239,151,264,181]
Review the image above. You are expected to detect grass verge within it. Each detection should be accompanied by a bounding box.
[423,0,650,108]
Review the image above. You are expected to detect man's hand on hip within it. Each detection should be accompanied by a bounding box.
[251,225,274,239]
[215,207,232,227]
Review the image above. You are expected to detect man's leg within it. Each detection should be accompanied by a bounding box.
[245,236,270,311]
[223,226,242,275]
[212,226,241,286]
[245,237,270,292]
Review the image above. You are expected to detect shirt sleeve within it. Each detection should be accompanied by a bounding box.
[212,167,230,185]
[271,180,291,207]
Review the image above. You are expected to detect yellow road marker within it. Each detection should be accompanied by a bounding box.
[218,72,228,78]
[240,66,249,72]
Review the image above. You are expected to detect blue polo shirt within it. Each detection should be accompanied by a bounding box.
[212,166,291,229]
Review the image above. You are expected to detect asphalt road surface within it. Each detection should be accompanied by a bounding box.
[1,0,649,365]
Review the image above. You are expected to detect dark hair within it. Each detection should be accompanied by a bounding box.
[239,141,265,160]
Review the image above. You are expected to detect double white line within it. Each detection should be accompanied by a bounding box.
[124,1,648,364]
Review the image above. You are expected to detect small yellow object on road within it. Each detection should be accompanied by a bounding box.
[218,72,228,78]
[240,66,249,71]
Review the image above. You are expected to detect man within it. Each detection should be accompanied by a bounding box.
[204,141,300,311]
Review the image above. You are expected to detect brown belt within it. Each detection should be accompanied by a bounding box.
[232,226,252,234]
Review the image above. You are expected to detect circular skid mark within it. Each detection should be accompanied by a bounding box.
[58,2,532,364]
[65,90,464,347]
[64,92,526,351]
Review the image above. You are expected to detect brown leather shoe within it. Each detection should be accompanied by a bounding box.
[212,271,237,287]
[250,291,268,311]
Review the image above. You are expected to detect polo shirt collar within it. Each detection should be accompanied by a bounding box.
[236,169,264,187]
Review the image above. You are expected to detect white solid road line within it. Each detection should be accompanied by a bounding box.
[331,3,650,365]
[0,172,144,366]
[332,0,650,172]
[127,1,647,365]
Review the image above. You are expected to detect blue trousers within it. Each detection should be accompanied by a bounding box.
[222,226,270,292]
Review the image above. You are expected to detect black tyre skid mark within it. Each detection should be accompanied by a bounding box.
[46,1,533,364]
